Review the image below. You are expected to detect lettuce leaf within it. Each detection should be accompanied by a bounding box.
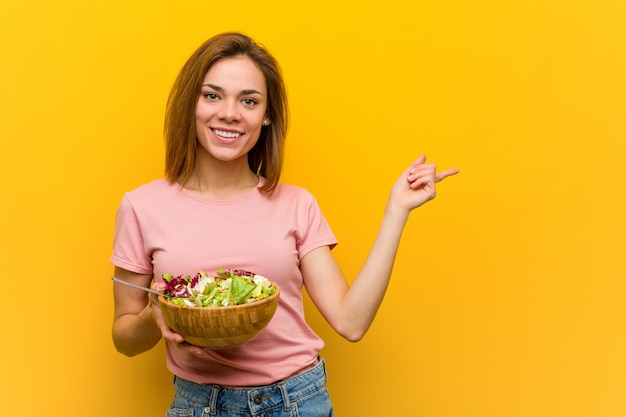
[230,273,258,304]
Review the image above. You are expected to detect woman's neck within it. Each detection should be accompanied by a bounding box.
[185,158,259,200]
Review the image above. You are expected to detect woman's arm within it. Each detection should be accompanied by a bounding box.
[112,266,209,357]
[111,266,164,356]
[301,155,458,342]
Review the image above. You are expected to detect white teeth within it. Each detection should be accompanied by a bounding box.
[213,129,240,139]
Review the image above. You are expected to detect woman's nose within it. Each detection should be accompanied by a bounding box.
[218,99,240,122]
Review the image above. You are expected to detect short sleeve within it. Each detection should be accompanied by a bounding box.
[110,195,153,274]
[295,189,338,259]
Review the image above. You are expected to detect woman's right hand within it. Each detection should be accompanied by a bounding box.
[148,281,208,357]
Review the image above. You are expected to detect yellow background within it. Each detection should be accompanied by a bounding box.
[1,1,625,416]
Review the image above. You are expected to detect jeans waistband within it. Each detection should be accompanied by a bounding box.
[173,357,327,414]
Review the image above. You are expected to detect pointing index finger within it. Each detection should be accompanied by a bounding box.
[435,168,460,183]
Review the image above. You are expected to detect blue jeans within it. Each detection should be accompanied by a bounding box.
[167,357,334,417]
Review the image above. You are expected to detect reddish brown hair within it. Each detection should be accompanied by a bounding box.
[164,32,289,194]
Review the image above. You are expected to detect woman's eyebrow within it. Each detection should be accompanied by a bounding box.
[241,89,264,96]
[202,83,263,96]
[202,83,224,92]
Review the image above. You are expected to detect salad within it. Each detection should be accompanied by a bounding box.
[162,268,276,308]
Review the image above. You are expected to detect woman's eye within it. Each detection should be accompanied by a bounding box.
[203,93,219,100]
[242,98,257,106]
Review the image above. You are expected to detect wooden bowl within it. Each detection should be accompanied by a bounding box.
[158,284,280,350]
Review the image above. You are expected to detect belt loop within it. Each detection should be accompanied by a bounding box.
[320,356,327,380]
[206,385,220,415]
[278,382,292,411]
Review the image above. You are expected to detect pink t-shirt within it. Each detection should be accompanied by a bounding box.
[110,178,337,386]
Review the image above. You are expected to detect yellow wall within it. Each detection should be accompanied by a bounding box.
[1,1,625,416]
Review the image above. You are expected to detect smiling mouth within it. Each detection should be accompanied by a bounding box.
[212,128,241,139]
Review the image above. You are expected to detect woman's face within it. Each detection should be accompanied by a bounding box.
[195,56,268,165]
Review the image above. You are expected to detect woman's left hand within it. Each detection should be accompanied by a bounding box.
[388,155,459,213]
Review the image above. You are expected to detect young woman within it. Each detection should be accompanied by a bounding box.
[111,32,458,417]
